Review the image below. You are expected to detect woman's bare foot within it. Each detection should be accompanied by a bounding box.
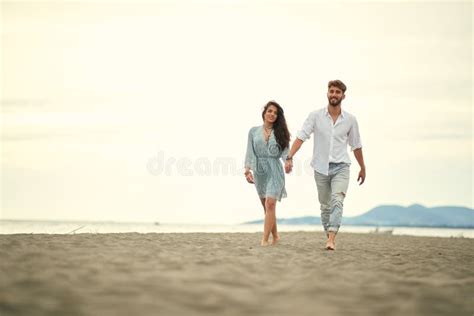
[271,235,280,245]
[261,240,270,247]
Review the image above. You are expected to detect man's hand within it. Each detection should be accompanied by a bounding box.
[353,149,366,185]
[357,168,366,185]
[245,171,254,184]
[285,160,293,174]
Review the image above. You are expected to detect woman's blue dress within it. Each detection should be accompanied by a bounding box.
[245,126,288,201]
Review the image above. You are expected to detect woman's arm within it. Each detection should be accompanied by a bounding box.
[244,128,256,183]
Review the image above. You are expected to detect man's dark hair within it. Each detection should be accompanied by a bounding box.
[328,80,347,93]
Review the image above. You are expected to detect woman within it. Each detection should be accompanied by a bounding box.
[245,101,291,246]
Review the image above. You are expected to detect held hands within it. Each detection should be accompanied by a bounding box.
[285,160,293,174]
[357,168,366,185]
[244,171,254,184]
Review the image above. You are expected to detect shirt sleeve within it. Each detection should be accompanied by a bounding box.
[296,112,315,141]
[244,127,257,169]
[348,117,362,151]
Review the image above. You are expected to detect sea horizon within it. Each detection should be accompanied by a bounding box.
[1,219,473,238]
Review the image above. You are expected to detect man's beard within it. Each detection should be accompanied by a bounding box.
[328,97,341,106]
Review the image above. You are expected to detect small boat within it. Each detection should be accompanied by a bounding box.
[371,227,393,235]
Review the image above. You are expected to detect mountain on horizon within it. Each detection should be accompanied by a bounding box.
[243,204,474,228]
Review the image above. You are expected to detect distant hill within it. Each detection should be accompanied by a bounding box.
[243,204,474,228]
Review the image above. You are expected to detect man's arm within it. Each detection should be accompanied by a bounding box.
[285,138,304,173]
[287,111,315,173]
[353,148,366,185]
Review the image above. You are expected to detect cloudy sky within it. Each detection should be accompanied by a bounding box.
[1,0,472,224]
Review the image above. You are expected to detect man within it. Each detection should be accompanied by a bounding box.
[285,80,366,250]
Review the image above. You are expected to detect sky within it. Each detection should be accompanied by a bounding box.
[1,0,472,224]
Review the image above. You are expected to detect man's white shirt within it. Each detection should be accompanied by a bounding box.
[296,107,362,176]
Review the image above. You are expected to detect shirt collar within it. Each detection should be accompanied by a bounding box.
[325,107,346,119]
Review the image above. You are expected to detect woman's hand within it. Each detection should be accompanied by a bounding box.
[245,171,254,184]
[285,160,293,174]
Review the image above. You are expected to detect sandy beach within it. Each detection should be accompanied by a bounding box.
[0,232,473,316]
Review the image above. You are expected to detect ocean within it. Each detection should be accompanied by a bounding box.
[0,220,473,238]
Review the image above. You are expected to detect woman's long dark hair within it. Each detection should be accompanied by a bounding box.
[261,101,290,150]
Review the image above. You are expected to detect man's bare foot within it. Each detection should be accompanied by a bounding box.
[325,240,335,250]
[326,232,336,250]
[271,235,280,245]
[261,240,270,247]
